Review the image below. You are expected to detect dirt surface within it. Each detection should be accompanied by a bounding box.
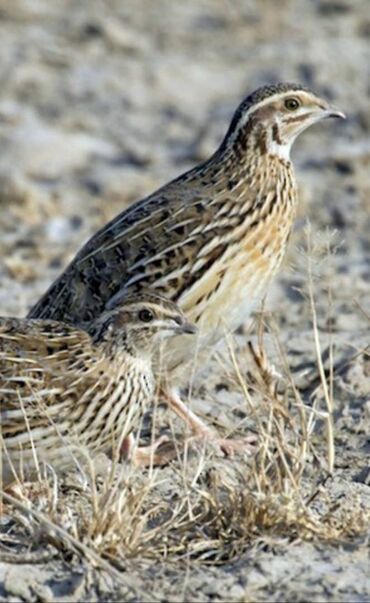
[0,1,369,601]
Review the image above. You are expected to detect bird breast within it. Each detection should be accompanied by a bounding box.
[67,353,154,451]
[160,170,297,378]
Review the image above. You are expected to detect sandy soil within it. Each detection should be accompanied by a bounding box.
[0,0,369,601]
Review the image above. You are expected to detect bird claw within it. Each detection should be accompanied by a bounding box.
[189,428,258,457]
[217,435,258,457]
[121,434,176,467]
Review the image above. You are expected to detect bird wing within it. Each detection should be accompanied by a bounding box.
[0,318,95,424]
[27,165,240,325]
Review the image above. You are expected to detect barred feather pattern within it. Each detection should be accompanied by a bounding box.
[28,152,296,380]
[0,318,153,484]
[28,85,311,380]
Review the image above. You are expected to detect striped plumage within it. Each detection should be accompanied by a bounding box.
[28,83,345,449]
[0,293,195,484]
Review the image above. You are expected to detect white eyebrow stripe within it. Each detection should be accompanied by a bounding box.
[228,89,317,141]
[246,90,315,116]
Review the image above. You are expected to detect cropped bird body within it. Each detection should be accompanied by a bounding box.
[28,83,345,448]
[0,293,194,484]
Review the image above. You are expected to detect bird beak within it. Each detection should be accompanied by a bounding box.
[178,321,197,335]
[321,105,346,120]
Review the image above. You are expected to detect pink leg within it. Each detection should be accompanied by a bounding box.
[120,433,177,467]
[161,388,257,456]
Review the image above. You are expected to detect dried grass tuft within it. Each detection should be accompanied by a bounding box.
[1,225,369,570]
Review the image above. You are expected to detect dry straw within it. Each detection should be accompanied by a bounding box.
[0,226,369,569]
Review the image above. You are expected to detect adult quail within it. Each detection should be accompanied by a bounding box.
[28,82,345,453]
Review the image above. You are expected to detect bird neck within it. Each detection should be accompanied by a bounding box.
[218,115,293,175]
[89,324,143,362]
[194,118,296,212]
[104,333,156,369]
[221,108,295,157]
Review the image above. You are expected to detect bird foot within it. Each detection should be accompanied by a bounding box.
[216,434,258,456]
[162,389,258,458]
[190,427,258,457]
[121,434,177,467]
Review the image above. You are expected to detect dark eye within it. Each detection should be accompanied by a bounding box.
[284,98,300,111]
[138,308,154,323]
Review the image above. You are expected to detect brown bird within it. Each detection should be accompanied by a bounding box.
[0,292,195,485]
[28,82,345,454]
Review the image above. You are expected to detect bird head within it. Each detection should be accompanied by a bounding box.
[89,291,196,356]
[223,83,345,161]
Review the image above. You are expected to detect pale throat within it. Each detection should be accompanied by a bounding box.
[266,117,308,161]
[267,138,293,161]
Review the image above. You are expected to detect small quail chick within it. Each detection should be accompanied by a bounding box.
[0,292,195,485]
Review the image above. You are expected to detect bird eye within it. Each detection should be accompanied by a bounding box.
[284,97,300,111]
[138,308,154,323]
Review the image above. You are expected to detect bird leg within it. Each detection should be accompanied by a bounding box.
[161,388,257,456]
[120,433,177,467]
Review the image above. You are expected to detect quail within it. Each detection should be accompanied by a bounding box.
[0,292,195,485]
[28,82,345,453]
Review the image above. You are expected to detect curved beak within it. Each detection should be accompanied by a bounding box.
[321,105,346,120]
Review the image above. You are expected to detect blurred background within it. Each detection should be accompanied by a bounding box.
[0,0,368,327]
[0,5,368,599]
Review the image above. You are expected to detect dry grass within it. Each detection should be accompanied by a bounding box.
[0,227,369,574]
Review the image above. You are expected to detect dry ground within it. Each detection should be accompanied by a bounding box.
[0,1,369,601]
